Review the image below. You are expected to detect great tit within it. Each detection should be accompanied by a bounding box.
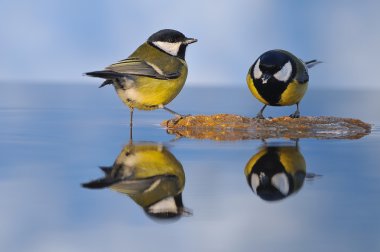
[246,49,320,119]
[244,145,306,201]
[82,142,191,220]
[85,29,197,126]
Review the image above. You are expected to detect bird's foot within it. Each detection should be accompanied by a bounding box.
[289,111,300,118]
[260,138,268,145]
[179,113,191,118]
[170,114,190,125]
[168,132,184,142]
[256,114,265,119]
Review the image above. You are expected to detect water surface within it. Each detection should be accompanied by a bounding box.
[1,83,379,252]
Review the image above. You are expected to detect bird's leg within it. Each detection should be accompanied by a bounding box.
[162,106,185,118]
[289,103,300,118]
[292,138,300,147]
[129,107,134,141]
[260,138,268,145]
[161,106,189,125]
[256,105,267,119]
[169,133,184,142]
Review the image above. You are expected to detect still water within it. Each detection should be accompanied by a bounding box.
[1,83,380,252]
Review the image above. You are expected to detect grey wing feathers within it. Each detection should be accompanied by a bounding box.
[110,178,158,194]
[106,57,180,80]
[296,60,310,84]
[107,175,178,195]
[295,59,321,84]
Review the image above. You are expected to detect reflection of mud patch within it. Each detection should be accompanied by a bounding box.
[162,114,371,141]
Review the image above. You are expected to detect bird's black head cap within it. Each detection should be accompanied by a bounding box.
[259,50,292,74]
[148,29,187,43]
[148,29,197,60]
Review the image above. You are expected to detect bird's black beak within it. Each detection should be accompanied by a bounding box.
[183,38,197,45]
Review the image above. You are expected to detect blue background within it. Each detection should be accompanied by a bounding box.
[1,0,380,89]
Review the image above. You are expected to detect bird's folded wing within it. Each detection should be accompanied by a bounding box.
[106,57,180,80]
[109,175,178,195]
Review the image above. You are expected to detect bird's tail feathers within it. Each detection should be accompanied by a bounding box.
[85,70,125,88]
[305,60,322,69]
[100,166,113,175]
[99,79,113,88]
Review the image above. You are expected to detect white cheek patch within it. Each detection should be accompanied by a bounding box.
[253,59,262,79]
[250,174,260,194]
[153,41,182,56]
[274,61,292,82]
[148,196,178,214]
[271,172,290,195]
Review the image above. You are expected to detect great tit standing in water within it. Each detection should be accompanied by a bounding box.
[244,145,306,201]
[82,142,191,220]
[85,29,197,127]
[246,49,320,119]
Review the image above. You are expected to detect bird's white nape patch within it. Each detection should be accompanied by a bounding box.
[148,196,178,214]
[152,41,182,56]
[273,61,292,82]
[250,174,260,194]
[253,59,262,79]
[271,173,289,195]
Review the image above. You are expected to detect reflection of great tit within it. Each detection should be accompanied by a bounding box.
[82,142,190,220]
[246,49,320,118]
[244,145,306,201]
[85,29,197,126]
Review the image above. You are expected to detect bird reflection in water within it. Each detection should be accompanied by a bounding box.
[245,142,319,201]
[82,142,191,220]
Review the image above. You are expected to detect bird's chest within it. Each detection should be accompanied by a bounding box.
[254,80,289,105]
[278,81,308,105]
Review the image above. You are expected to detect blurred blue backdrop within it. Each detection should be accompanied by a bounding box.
[1,0,380,89]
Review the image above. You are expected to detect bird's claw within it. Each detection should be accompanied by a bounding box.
[289,111,300,118]
[256,114,265,119]
[171,114,188,125]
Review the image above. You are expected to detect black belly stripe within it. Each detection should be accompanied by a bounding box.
[250,148,284,176]
[253,78,289,106]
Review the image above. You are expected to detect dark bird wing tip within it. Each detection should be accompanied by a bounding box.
[85,70,125,79]
[81,180,107,189]
[81,181,100,189]
[84,71,99,76]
